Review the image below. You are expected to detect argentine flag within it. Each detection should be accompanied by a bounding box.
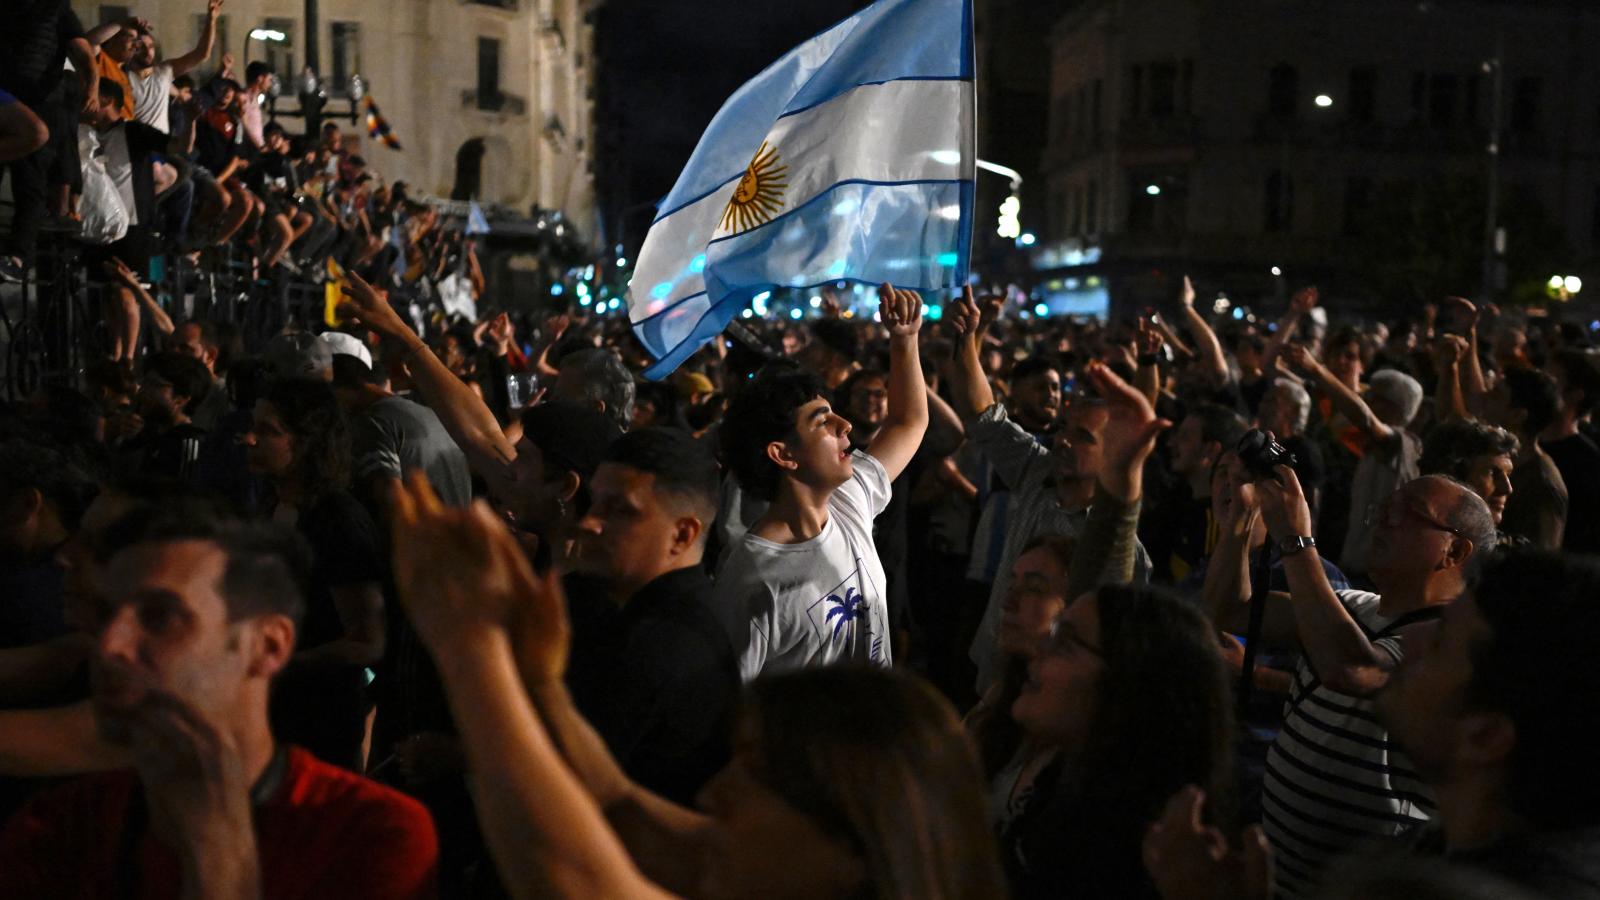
[628,0,975,378]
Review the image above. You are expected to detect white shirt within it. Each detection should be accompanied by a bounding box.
[127,63,174,134]
[716,450,894,680]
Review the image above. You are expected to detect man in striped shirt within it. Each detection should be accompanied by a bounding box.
[1204,469,1496,897]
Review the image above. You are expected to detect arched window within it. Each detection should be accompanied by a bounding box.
[452,138,486,201]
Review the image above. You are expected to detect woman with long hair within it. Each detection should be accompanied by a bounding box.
[965,535,1074,829]
[386,472,1004,900]
[1001,582,1236,898]
[242,375,385,768]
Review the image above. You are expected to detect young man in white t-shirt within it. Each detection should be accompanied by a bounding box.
[121,0,223,134]
[715,284,929,680]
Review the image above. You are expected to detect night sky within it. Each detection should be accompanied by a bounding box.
[593,0,872,250]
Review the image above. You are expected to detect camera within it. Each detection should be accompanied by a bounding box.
[1236,428,1298,481]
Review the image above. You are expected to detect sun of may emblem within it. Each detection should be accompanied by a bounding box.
[721,141,787,234]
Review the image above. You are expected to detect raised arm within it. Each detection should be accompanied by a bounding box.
[1442,296,1488,411]
[1433,335,1470,422]
[864,284,929,482]
[510,583,712,897]
[340,271,519,496]
[947,286,1000,419]
[1134,317,1164,407]
[1197,458,1300,647]
[1257,467,1395,696]
[1176,276,1229,386]
[86,18,139,49]
[105,259,173,336]
[1261,286,1317,375]
[166,0,223,76]
[389,477,678,900]
[1063,362,1168,601]
[1285,344,1395,444]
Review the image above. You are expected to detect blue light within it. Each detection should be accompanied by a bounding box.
[752,291,772,304]
[650,282,673,300]
[575,282,590,298]
[578,297,592,307]
[689,254,707,274]
[550,284,565,296]
[937,252,960,267]
[789,308,803,320]
[1232,307,1245,320]
[827,259,848,278]
[927,304,943,321]
[1034,303,1050,317]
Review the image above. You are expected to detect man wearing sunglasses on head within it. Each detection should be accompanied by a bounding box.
[1200,468,1495,899]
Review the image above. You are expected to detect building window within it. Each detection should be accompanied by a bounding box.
[1343,177,1373,236]
[1268,64,1299,119]
[1429,73,1459,127]
[1591,186,1600,244]
[331,22,361,92]
[1128,174,1185,234]
[259,18,296,81]
[1511,76,1542,135]
[1053,94,1073,146]
[477,37,501,110]
[1348,67,1377,124]
[453,138,486,200]
[1149,63,1177,117]
[1091,78,1104,143]
[1264,170,1294,232]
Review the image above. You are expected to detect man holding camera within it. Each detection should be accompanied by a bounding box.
[1202,466,1496,898]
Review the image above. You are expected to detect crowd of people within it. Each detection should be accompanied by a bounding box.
[6,5,1600,900]
[3,0,486,365]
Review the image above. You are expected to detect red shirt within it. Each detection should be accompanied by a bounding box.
[0,747,439,899]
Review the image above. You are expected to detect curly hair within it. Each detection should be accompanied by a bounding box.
[1420,419,1519,483]
[263,378,351,504]
[719,362,827,502]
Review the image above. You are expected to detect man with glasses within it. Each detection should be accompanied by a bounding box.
[945,289,1151,692]
[1201,470,1495,898]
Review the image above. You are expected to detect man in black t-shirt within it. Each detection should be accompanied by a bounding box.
[1144,404,1248,583]
[561,428,741,805]
[117,351,212,483]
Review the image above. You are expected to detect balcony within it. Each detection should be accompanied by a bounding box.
[461,90,527,114]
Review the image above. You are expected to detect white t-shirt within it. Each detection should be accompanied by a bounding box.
[128,63,174,134]
[716,450,894,680]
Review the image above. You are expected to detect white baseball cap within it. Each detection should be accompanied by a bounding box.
[319,331,372,369]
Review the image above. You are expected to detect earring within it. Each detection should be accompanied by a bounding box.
[556,495,569,519]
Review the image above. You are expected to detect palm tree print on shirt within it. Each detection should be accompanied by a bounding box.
[825,587,868,641]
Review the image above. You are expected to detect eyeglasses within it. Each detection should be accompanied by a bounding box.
[1046,617,1106,660]
[1367,493,1460,536]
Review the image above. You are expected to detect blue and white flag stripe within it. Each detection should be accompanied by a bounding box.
[630,0,975,378]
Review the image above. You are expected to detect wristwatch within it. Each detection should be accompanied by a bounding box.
[1278,535,1317,556]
